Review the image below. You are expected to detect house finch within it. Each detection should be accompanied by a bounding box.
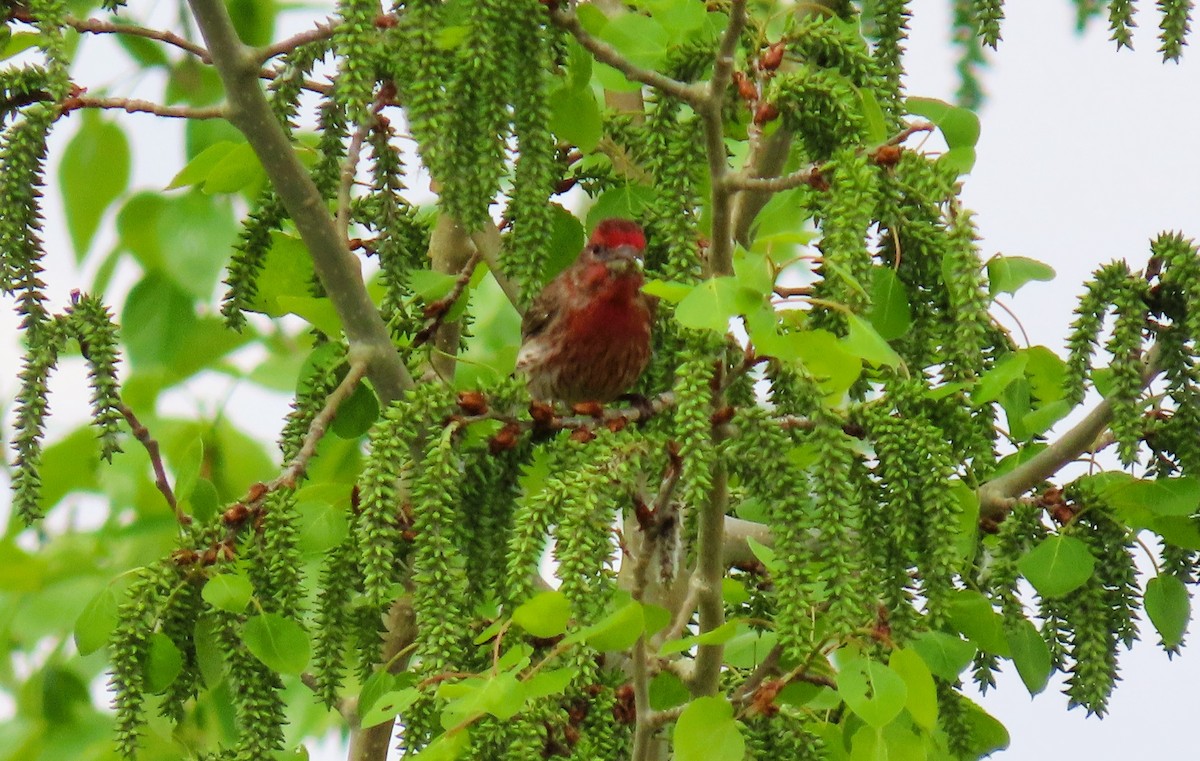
[517,218,654,403]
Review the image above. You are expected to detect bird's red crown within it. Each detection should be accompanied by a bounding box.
[590,218,646,252]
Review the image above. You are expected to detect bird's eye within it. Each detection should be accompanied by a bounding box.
[589,244,603,257]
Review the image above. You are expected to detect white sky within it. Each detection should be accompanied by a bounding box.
[2,1,1200,758]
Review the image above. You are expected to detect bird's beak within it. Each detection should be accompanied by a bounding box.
[605,244,642,273]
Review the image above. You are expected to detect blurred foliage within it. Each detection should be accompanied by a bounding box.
[2,1,1200,760]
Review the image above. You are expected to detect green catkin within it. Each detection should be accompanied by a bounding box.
[410,426,471,674]
[109,563,178,758]
[869,0,911,127]
[311,540,358,708]
[1159,0,1193,61]
[1110,0,1138,48]
[1106,278,1149,465]
[9,316,63,523]
[67,294,124,463]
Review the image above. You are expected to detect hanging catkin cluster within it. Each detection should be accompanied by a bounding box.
[8,1,1200,760]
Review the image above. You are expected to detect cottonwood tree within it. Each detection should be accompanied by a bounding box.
[3,0,1199,759]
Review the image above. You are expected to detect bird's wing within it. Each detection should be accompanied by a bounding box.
[516,288,561,371]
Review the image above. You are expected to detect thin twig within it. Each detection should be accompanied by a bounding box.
[726,122,935,193]
[63,95,226,120]
[256,17,338,63]
[977,343,1164,523]
[118,403,188,526]
[412,250,482,349]
[273,359,370,491]
[48,13,212,61]
[336,119,372,242]
[548,7,702,106]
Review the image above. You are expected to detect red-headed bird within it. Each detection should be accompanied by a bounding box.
[517,218,655,403]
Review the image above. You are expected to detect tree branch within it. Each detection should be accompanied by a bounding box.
[185,0,412,404]
[256,17,338,63]
[699,0,747,278]
[469,227,523,311]
[426,214,475,381]
[689,462,729,696]
[977,343,1163,523]
[118,403,188,526]
[548,7,702,106]
[64,95,226,120]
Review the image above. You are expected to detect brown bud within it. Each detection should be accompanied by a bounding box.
[219,542,236,562]
[222,502,250,527]
[201,547,219,566]
[753,102,779,126]
[488,421,521,455]
[570,427,597,444]
[570,400,605,418]
[245,481,268,503]
[760,42,786,72]
[806,169,830,192]
[733,70,758,103]
[605,416,628,433]
[612,684,636,724]
[554,176,578,195]
[374,13,398,28]
[529,400,557,427]
[457,390,489,416]
[872,143,903,167]
[171,549,200,566]
[711,405,736,426]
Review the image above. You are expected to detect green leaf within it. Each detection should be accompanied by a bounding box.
[674,696,745,761]
[598,12,669,68]
[276,295,343,336]
[794,329,863,401]
[61,111,130,259]
[642,279,693,303]
[937,146,977,175]
[117,190,236,301]
[146,632,183,692]
[550,87,602,152]
[331,381,379,439]
[906,96,981,148]
[74,585,120,656]
[948,590,1010,656]
[842,313,903,368]
[359,687,420,729]
[1006,618,1051,695]
[867,267,912,340]
[512,591,572,639]
[172,436,205,503]
[121,273,199,369]
[201,141,265,194]
[838,656,907,728]
[586,184,655,229]
[202,574,254,613]
[857,88,888,144]
[1145,574,1190,650]
[649,671,690,710]
[889,648,937,729]
[987,256,1056,296]
[410,730,470,761]
[1105,477,1200,518]
[1018,535,1095,599]
[910,631,976,681]
[242,614,311,674]
[972,352,1029,405]
[295,501,350,555]
[674,277,744,333]
[522,667,577,701]
[961,697,1010,756]
[167,141,238,190]
[574,600,645,652]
